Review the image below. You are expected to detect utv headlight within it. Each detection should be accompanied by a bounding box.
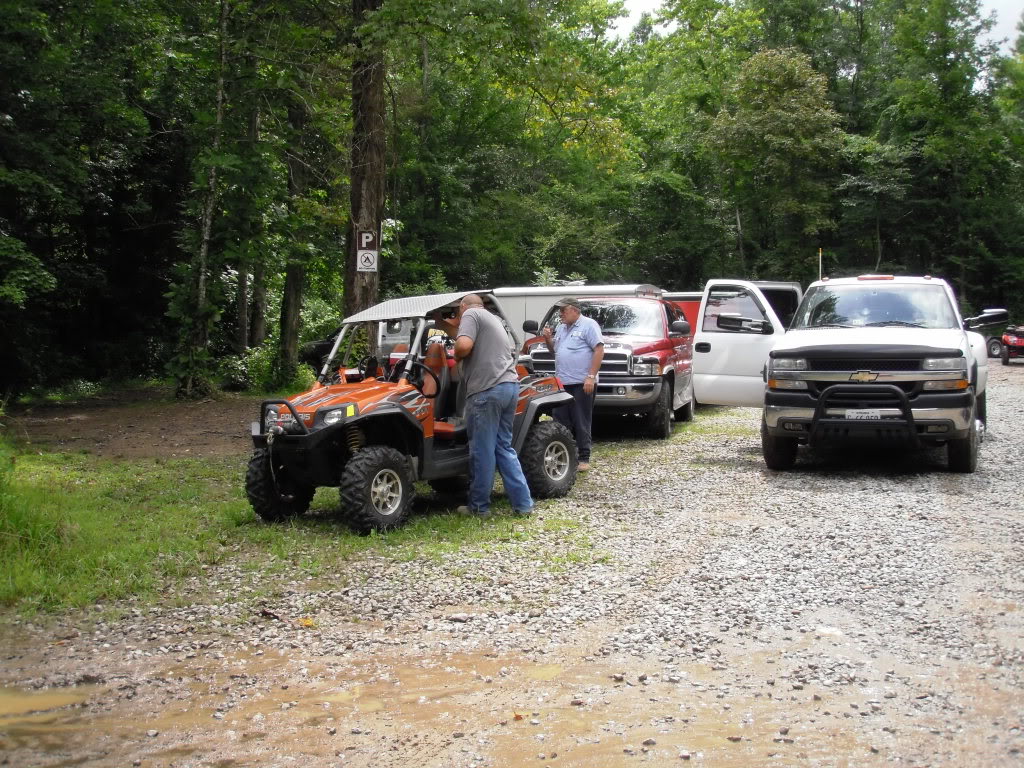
[922,357,966,371]
[321,403,357,426]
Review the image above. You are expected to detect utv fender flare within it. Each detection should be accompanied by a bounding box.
[513,391,574,453]
[346,405,426,454]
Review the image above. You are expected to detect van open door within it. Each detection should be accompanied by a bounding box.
[693,280,800,407]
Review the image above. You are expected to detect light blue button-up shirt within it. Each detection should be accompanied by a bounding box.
[553,315,603,385]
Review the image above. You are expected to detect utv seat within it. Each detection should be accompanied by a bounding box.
[421,342,451,415]
[433,371,468,442]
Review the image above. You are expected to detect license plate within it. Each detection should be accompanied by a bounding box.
[845,409,881,420]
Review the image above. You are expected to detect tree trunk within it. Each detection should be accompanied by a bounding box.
[234,53,261,355]
[249,261,267,346]
[182,0,229,397]
[344,0,385,326]
[235,266,248,353]
[279,102,310,372]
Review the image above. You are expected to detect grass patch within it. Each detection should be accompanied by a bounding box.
[13,377,171,407]
[0,441,553,614]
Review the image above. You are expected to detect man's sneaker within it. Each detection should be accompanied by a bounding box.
[513,506,534,517]
[577,461,591,472]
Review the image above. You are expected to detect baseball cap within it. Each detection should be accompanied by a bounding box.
[555,297,581,309]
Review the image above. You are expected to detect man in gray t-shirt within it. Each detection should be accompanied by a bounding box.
[433,294,533,517]
[457,303,519,396]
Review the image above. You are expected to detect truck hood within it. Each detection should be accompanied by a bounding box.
[774,327,968,357]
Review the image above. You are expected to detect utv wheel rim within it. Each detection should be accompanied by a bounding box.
[370,468,404,516]
[544,441,570,481]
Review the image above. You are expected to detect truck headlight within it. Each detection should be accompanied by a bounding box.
[922,357,966,371]
[923,379,969,390]
[768,379,808,390]
[769,358,808,372]
[632,358,661,376]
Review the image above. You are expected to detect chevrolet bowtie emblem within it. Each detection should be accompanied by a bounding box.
[850,370,878,382]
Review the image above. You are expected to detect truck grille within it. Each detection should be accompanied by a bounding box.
[808,358,921,371]
[531,349,632,376]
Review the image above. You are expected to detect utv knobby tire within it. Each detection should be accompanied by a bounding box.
[988,338,1003,358]
[1002,345,1010,365]
[520,421,576,498]
[947,411,978,473]
[340,446,414,533]
[644,384,672,439]
[760,418,798,471]
[245,448,315,522]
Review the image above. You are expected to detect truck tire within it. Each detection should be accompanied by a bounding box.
[340,446,414,532]
[1002,345,1010,365]
[760,417,797,471]
[988,337,1002,358]
[245,448,314,522]
[520,421,576,498]
[644,385,672,439]
[947,412,978,473]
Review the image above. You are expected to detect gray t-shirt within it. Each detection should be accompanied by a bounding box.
[458,307,519,396]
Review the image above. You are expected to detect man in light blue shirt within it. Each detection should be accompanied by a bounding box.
[542,297,604,471]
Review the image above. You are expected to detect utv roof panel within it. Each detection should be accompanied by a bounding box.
[344,291,493,323]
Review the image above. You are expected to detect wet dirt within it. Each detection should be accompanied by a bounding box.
[3,627,1009,768]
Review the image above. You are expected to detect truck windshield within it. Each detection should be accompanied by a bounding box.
[793,284,959,330]
[580,300,663,338]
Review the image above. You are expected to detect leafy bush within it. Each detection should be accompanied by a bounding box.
[218,344,316,394]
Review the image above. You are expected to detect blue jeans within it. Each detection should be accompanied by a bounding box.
[466,381,534,514]
[555,383,594,462]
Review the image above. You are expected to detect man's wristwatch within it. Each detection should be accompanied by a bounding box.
[586,374,595,379]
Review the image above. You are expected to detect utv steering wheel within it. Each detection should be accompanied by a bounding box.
[405,360,441,398]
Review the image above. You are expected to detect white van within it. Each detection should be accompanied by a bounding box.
[493,284,662,345]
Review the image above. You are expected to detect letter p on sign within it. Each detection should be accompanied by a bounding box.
[359,230,377,250]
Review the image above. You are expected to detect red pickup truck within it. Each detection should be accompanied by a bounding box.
[522,286,694,439]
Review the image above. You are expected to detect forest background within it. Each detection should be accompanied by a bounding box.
[2,0,1023,397]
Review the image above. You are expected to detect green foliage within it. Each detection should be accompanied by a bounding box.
[1,0,1023,397]
[0,233,56,307]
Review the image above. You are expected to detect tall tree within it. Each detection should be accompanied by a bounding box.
[710,49,845,280]
[344,0,384,319]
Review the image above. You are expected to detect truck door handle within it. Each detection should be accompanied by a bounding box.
[695,342,711,353]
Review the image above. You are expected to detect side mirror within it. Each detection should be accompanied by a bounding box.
[523,319,539,334]
[670,319,691,336]
[965,308,1009,329]
[716,314,773,334]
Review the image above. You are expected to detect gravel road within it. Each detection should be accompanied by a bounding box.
[2,365,1023,767]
